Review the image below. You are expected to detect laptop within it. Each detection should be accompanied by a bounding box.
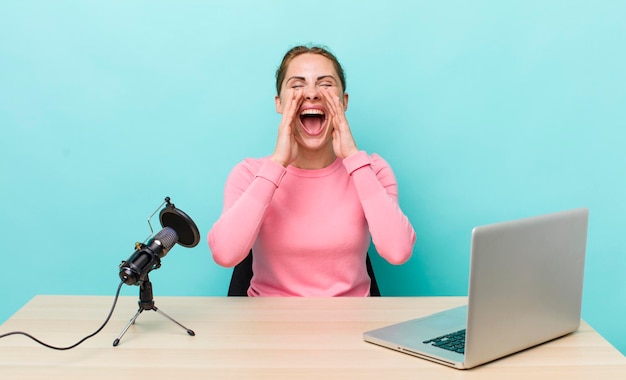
[364,208,588,369]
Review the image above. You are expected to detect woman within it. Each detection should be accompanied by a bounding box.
[208,45,416,296]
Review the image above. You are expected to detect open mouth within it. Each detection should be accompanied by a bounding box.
[299,108,327,136]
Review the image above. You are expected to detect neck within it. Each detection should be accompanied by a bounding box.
[292,145,336,169]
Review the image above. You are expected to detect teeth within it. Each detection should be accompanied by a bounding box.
[300,109,325,116]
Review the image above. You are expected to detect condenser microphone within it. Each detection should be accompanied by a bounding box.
[119,197,200,285]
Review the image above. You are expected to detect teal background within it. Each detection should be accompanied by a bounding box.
[1,1,624,355]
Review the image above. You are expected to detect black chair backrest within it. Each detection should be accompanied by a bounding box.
[228,251,381,296]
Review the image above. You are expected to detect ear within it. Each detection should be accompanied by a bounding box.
[343,93,349,111]
[275,95,283,114]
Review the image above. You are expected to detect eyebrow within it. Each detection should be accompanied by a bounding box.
[286,75,337,83]
[316,75,336,82]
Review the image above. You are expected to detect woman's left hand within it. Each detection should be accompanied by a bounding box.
[321,88,359,159]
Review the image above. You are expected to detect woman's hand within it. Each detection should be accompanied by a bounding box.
[321,88,358,159]
[271,89,303,167]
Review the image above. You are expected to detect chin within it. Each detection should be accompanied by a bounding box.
[296,129,333,149]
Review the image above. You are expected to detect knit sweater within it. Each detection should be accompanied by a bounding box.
[208,151,416,296]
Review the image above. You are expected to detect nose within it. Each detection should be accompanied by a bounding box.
[303,84,320,100]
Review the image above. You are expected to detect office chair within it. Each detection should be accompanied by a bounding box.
[227,251,381,296]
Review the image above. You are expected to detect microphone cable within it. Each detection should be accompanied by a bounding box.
[0,280,124,350]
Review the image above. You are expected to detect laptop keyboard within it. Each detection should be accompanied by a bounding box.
[422,329,466,354]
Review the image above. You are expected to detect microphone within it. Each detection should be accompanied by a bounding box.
[119,197,200,285]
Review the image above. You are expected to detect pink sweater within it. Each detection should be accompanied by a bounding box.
[208,151,416,296]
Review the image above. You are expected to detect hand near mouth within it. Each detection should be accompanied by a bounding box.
[321,87,358,159]
[272,88,304,167]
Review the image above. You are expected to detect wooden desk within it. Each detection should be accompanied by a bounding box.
[0,295,625,379]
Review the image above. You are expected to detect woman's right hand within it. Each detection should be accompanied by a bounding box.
[271,88,303,167]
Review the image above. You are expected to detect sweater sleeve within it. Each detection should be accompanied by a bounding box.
[343,151,416,265]
[208,159,286,267]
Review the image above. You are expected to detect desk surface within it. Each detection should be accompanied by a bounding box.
[0,295,625,379]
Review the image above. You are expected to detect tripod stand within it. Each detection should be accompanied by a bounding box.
[113,275,195,346]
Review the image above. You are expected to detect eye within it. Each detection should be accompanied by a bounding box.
[291,84,304,88]
[319,82,333,88]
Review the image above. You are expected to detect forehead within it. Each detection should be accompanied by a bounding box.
[285,53,338,79]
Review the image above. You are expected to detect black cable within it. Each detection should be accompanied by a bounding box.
[0,280,124,350]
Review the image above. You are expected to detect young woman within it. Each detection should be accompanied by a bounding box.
[208,45,416,296]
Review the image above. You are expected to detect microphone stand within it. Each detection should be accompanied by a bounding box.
[113,274,195,347]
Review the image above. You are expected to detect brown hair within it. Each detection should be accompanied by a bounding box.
[275,45,346,96]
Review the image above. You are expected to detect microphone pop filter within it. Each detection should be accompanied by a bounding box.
[159,203,200,248]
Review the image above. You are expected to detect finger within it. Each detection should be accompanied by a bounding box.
[321,88,348,130]
[320,88,340,116]
[280,89,303,128]
[286,89,304,121]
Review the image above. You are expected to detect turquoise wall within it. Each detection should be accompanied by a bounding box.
[1,1,624,355]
